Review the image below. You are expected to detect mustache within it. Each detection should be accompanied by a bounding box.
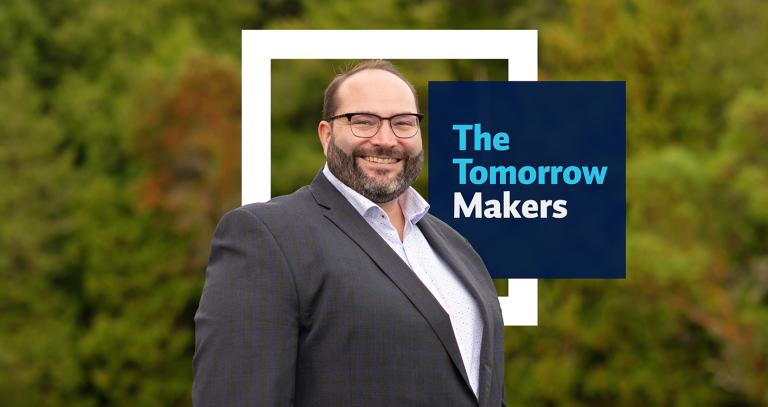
[352,147,409,160]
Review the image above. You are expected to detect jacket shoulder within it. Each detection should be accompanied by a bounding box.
[421,212,472,246]
[230,185,318,220]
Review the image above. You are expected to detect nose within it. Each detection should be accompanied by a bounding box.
[368,119,399,148]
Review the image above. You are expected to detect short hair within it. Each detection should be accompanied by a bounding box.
[322,60,419,122]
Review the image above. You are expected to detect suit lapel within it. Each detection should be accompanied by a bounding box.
[417,216,497,407]
[309,171,474,395]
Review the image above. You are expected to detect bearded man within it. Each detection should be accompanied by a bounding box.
[193,60,508,407]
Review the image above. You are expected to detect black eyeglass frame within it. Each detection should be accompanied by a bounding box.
[328,112,425,139]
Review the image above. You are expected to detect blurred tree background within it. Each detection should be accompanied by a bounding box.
[2,0,768,406]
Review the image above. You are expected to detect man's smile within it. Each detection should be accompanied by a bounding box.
[360,156,401,164]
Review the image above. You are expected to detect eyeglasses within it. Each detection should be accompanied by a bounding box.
[329,113,424,139]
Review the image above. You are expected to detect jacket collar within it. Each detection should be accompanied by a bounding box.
[416,216,498,407]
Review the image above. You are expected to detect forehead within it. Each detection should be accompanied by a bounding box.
[336,69,417,115]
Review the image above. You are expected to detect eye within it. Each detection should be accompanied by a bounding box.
[392,116,418,127]
[349,114,379,127]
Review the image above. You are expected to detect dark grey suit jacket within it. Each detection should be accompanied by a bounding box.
[193,170,507,406]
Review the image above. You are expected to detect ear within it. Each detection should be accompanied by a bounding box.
[318,120,333,157]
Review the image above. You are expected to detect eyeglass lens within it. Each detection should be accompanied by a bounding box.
[349,114,419,138]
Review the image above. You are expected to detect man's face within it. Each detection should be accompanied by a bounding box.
[319,70,424,204]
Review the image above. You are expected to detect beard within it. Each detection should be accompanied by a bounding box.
[326,136,424,204]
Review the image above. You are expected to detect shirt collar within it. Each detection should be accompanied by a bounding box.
[323,164,430,223]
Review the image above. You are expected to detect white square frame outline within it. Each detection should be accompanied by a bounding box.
[242,30,538,326]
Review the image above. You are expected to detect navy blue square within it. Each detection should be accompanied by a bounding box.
[428,82,626,279]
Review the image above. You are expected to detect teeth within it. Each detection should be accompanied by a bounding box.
[362,156,399,164]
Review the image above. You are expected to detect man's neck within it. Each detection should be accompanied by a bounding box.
[378,199,406,242]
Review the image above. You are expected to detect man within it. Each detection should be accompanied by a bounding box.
[193,60,507,406]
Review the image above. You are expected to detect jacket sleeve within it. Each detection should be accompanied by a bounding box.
[193,208,299,407]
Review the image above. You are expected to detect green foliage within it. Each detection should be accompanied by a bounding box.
[2,0,768,405]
